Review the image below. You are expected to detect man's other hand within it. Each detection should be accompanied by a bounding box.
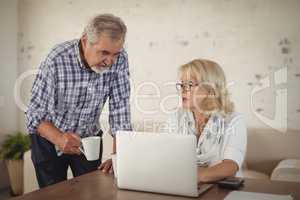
[98,159,113,173]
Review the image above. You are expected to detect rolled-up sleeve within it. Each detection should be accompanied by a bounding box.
[109,53,132,136]
[25,59,56,134]
[222,114,247,169]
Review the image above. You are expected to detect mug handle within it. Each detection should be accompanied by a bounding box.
[79,146,85,156]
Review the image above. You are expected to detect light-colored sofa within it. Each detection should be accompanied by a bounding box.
[23,125,300,194]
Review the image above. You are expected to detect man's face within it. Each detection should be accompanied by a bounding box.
[81,34,123,72]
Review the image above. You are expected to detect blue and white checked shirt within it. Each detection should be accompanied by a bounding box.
[25,39,132,137]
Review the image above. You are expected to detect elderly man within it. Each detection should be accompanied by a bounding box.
[26,14,132,188]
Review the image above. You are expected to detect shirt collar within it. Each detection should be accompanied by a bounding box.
[184,109,224,136]
[75,39,92,71]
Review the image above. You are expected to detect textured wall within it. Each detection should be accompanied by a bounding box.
[16,0,300,134]
[0,0,18,189]
[0,0,19,134]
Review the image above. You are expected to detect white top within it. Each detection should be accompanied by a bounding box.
[162,108,247,174]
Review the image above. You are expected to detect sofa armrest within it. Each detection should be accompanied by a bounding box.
[271,159,300,183]
[239,169,270,180]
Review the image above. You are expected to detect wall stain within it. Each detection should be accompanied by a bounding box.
[248,73,266,87]
[149,41,157,48]
[295,73,300,77]
[255,74,263,81]
[20,46,25,53]
[256,108,263,113]
[27,45,35,51]
[279,38,291,55]
[281,47,290,54]
[203,31,210,38]
[279,38,290,45]
[178,40,189,47]
[247,81,262,87]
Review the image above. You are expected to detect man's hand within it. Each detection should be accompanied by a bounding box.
[57,132,81,155]
[98,137,116,173]
[98,159,113,173]
[37,122,82,155]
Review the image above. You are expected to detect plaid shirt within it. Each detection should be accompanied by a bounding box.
[25,39,132,137]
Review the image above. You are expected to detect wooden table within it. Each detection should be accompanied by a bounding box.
[11,171,300,200]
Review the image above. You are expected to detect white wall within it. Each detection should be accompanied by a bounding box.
[17,0,300,134]
[0,0,18,189]
[14,0,300,161]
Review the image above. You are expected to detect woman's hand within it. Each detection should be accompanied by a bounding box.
[197,159,239,183]
[197,167,208,183]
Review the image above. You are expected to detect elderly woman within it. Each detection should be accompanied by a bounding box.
[164,59,247,183]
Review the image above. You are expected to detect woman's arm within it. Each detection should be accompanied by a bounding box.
[197,159,239,183]
[197,114,247,183]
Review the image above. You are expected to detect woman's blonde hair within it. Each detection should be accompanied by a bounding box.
[179,59,234,115]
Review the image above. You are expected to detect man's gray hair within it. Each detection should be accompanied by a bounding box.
[82,14,127,44]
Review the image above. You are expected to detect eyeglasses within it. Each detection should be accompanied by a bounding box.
[176,81,199,92]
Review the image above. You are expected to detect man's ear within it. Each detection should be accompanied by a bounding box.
[81,34,88,48]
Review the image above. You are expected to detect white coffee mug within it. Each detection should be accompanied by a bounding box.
[79,136,101,161]
[111,154,117,178]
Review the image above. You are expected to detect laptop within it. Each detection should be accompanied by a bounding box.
[116,131,214,197]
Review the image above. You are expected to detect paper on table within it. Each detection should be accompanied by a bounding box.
[225,191,294,200]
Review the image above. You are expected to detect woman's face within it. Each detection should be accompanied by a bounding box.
[179,75,208,111]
